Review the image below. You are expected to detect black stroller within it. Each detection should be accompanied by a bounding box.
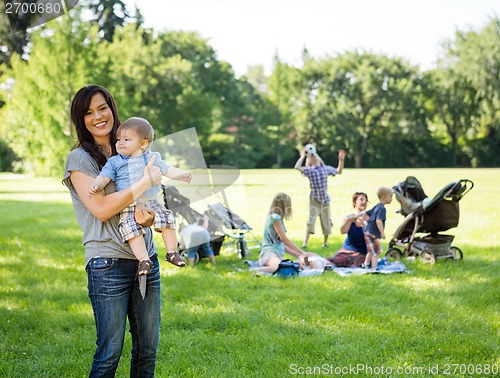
[386,176,474,264]
[162,185,261,263]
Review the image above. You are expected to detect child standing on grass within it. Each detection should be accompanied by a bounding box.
[362,187,393,270]
[294,146,346,248]
[89,117,191,275]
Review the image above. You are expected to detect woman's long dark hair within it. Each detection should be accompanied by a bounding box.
[70,85,121,169]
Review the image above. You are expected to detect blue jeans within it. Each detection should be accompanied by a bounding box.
[187,242,214,260]
[86,255,161,378]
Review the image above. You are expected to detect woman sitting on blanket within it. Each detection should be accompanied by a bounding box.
[329,191,369,267]
[257,192,325,273]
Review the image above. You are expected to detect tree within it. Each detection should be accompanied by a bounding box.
[265,56,302,167]
[89,26,272,168]
[87,0,129,41]
[214,75,278,168]
[101,28,220,140]
[131,4,144,28]
[0,8,100,175]
[442,16,500,166]
[291,51,429,167]
[0,13,30,95]
[425,67,481,166]
[0,15,30,67]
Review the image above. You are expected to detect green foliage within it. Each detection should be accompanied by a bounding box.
[92,26,276,170]
[0,8,100,176]
[285,52,432,168]
[2,7,500,175]
[0,16,276,175]
[1,169,499,377]
[215,78,279,168]
[87,0,129,42]
[98,26,204,135]
[463,136,500,167]
[0,13,30,72]
[204,132,236,165]
[443,17,500,161]
[0,139,18,171]
[265,17,500,168]
[265,58,303,167]
[425,67,482,166]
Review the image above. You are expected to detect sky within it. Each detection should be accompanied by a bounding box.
[127,0,500,76]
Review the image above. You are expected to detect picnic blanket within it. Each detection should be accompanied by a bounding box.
[243,257,408,277]
[332,258,408,276]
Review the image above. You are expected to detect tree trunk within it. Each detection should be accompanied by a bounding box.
[354,153,362,168]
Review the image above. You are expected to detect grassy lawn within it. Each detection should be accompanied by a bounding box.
[0,169,499,377]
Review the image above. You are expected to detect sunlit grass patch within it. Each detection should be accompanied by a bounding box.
[1,170,499,377]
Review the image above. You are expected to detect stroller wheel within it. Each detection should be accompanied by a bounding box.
[180,249,188,260]
[180,249,200,264]
[449,246,463,260]
[238,239,248,259]
[385,248,403,261]
[418,249,436,264]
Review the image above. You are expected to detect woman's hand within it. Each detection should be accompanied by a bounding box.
[354,210,366,218]
[346,213,357,221]
[135,202,155,227]
[298,254,307,269]
[143,154,162,187]
[130,155,162,205]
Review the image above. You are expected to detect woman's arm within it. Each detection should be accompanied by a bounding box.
[273,220,305,258]
[340,214,357,234]
[340,211,367,234]
[71,156,162,222]
[135,202,155,227]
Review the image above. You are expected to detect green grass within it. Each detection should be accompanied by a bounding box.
[1,169,499,377]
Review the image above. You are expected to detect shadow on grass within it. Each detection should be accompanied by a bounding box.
[158,247,500,376]
[0,200,94,376]
[2,198,499,376]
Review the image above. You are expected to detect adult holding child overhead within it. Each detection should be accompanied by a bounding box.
[294,144,346,248]
[63,85,162,377]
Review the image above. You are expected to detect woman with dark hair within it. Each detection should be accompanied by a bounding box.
[330,192,369,267]
[63,85,162,377]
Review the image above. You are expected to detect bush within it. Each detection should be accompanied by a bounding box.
[0,139,19,172]
[464,136,500,167]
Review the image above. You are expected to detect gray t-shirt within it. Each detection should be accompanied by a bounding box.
[63,147,157,266]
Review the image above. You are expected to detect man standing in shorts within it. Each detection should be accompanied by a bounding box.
[294,146,346,248]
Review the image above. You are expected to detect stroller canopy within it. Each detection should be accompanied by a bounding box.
[162,185,253,233]
[207,203,252,231]
[393,177,473,237]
